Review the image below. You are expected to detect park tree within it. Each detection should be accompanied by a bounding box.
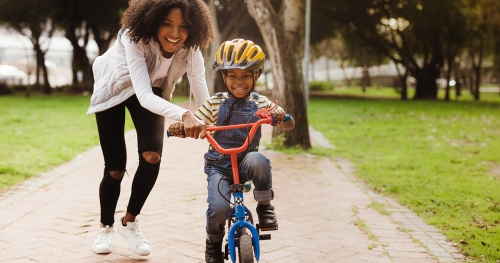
[487,0,500,95]
[86,1,128,56]
[317,0,468,100]
[463,0,500,100]
[310,38,343,83]
[214,1,263,47]
[440,1,468,101]
[202,0,221,95]
[0,0,55,94]
[464,0,488,100]
[246,0,311,149]
[52,0,127,92]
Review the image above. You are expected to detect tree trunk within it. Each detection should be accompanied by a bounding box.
[361,48,369,93]
[340,61,356,87]
[455,80,462,99]
[91,26,114,56]
[66,29,93,93]
[444,53,456,101]
[394,62,408,100]
[412,64,439,99]
[361,66,367,93]
[400,76,408,100]
[202,0,221,95]
[326,58,331,82]
[33,43,51,94]
[246,0,311,149]
[472,41,483,101]
[473,66,481,100]
[469,36,484,101]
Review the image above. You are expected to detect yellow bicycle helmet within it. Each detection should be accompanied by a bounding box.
[213,39,265,73]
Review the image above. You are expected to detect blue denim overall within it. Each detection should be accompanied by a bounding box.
[204,92,274,242]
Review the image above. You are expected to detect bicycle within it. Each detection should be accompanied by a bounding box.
[168,105,290,263]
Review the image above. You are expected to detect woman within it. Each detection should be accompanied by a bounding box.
[87,0,216,256]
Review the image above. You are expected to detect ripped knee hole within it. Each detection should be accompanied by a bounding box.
[142,151,161,164]
[108,170,125,180]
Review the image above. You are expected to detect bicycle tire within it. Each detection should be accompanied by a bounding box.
[238,235,254,263]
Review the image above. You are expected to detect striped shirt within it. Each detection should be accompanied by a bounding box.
[195,92,282,125]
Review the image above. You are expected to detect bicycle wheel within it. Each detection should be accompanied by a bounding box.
[238,235,254,263]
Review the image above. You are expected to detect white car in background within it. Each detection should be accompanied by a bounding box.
[0,65,27,85]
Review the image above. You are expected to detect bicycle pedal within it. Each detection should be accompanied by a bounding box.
[259,234,271,240]
[256,223,278,232]
[259,226,278,231]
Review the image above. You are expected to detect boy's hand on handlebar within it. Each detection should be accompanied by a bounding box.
[270,108,295,130]
[181,111,206,139]
[270,108,287,125]
[168,122,186,138]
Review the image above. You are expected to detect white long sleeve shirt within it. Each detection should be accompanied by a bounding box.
[88,29,210,121]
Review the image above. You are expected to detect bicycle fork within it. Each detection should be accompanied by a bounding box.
[227,191,261,262]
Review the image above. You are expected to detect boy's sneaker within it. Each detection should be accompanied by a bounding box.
[205,239,224,263]
[256,204,278,231]
[117,219,151,256]
[93,225,114,254]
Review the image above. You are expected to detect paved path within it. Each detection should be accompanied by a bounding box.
[0,104,464,262]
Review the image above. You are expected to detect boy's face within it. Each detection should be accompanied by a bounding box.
[223,68,259,98]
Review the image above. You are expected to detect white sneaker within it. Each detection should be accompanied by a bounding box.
[117,220,151,256]
[93,225,114,254]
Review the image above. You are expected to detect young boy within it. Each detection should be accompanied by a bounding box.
[168,39,295,263]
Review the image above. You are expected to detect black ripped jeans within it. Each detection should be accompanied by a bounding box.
[95,88,164,226]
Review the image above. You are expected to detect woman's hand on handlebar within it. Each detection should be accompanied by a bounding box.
[168,122,186,138]
[179,111,206,139]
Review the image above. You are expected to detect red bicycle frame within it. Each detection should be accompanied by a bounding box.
[204,107,276,184]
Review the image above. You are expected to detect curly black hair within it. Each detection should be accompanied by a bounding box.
[121,0,216,50]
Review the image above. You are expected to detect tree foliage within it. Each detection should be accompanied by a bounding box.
[313,0,472,100]
[2,0,500,103]
[0,0,56,94]
[51,0,127,92]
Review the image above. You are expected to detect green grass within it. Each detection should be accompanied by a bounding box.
[0,93,188,194]
[0,93,136,193]
[2,90,500,262]
[321,85,500,102]
[307,97,500,262]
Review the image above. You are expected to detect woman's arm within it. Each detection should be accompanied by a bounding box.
[187,49,211,108]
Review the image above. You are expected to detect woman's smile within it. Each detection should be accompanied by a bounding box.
[157,8,188,58]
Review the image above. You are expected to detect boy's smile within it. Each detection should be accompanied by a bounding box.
[224,69,257,98]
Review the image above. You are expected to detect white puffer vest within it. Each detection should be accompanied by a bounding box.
[87,29,194,114]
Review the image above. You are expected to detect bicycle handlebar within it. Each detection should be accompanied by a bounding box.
[204,113,290,155]
[166,107,291,185]
[166,110,290,154]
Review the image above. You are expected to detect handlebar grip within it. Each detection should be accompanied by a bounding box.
[272,114,291,125]
[166,130,186,137]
